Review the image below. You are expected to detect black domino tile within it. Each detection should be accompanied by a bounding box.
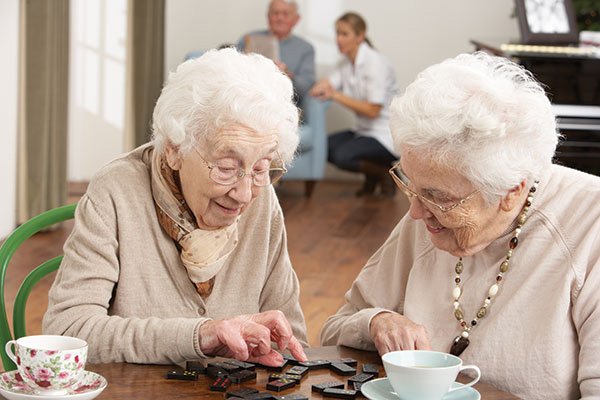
[165,370,199,381]
[266,377,296,392]
[329,362,356,376]
[348,372,374,383]
[322,387,357,399]
[361,363,380,376]
[312,381,345,394]
[185,361,205,374]
[229,369,257,383]
[227,387,259,398]
[209,376,231,392]
[224,359,256,371]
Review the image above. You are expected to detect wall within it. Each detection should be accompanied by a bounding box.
[167,1,518,89]
[165,0,519,179]
[66,1,520,182]
[0,0,19,237]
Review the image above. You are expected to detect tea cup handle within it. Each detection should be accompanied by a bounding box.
[448,364,481,393]
[5,340,18,364]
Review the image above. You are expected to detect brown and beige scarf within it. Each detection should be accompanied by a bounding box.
[150,148,240,298]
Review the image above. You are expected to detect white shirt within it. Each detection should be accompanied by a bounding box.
[328,42,398,155]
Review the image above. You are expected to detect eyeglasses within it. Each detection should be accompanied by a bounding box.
[195,148,287,187]
[388,161,479,215]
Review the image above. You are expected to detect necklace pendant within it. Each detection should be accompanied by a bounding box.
[450,335,470,357]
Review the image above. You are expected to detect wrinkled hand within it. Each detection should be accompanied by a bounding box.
[309,78,335,100]
[369,312,432,356]
[199,310,307,366]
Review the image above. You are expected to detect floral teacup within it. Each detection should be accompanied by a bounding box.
[5,335,88,395]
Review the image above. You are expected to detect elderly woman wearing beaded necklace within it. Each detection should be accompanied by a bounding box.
[320,52,600,399]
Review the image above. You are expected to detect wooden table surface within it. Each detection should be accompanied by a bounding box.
[85,346,519,399]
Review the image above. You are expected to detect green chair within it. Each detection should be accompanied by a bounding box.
[0,204,76,371]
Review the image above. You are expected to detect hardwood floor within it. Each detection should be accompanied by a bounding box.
[2,180,409,348]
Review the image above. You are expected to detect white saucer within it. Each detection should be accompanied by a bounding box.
[361,377,480,400]
[0,370,107,400]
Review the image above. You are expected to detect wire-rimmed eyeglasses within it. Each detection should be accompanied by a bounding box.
[195,149,287,187]
[388,161,479,214]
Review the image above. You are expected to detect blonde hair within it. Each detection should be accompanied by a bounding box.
[337,12,373,47]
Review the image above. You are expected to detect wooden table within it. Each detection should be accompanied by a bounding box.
[86,346,519,399]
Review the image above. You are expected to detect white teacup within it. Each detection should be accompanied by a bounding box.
[5,335,88,395]
[382,350,480,400]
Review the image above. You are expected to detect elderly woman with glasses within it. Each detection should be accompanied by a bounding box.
[43,48,308,366]
[320,52,600,399]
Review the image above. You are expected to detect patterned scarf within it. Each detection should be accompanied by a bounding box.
[150,148,240,298]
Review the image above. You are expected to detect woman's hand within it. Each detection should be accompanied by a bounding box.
[309,78,335,100]
[369,312,432,356]
[198,310,307,366]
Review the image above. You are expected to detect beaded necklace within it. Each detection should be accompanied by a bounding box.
[449,181,539,357]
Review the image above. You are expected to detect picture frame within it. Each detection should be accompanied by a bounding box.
[515,0,579,45]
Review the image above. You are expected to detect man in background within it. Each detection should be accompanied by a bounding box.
[237,0,315,102]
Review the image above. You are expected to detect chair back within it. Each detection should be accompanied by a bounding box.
[0,204,76,371]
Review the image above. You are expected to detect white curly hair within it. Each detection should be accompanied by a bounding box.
[151,48,300,163]
[390,51,560,203]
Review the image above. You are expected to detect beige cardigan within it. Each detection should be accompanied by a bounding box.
[320,164,600,400]
[43,144,308,364]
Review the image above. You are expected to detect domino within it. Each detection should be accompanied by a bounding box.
[264,359,288,371]
[245,392,277,399]
[206,366,228,378]
[275,395,308,400]
[224,359,256,371]
[280,353,301,365]
[299,359,330,370]
[165,370,199,381]
[185,361,205,374]
[347,372,374,383]
[227,387,259,398]
[322,387,357,399]
[351,381,363,394]
[266,377,296,392]
[268,373,301,384]
[311,381,345,394]
[329,358,358,367]
[229,369,257,383]
[210,376,231,392]
[329,362,356,376]
[361,363,380,376]
[286,365,308,377]
[208,361,241,374]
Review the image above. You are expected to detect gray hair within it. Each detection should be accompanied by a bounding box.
[151,48,300,163]
[269,0,298,13]
[390,52,560,203]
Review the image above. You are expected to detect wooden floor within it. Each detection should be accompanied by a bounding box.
[3,180,409,347]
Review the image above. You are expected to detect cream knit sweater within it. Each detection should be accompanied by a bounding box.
[43,144,308,364]
[321,164,600,400]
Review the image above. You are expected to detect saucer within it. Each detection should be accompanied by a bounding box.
[361,377,480,400]
[0,370,107,400]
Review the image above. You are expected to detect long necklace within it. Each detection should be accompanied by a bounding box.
[449,181,539,357]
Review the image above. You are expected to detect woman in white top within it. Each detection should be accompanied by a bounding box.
[310,12,398,197]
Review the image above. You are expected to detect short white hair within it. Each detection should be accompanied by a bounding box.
[152,48,300,163]
[269,0,298,14]
[390,52,560,203]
